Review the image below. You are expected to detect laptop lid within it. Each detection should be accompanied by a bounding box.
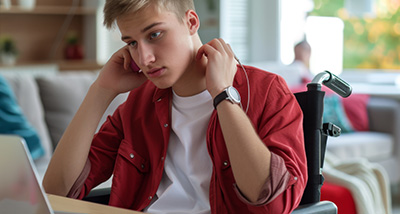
[0,134,55,214]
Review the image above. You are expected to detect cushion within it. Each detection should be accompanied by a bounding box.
[0,75,44,159]
[327,132,393,161]
[36,72,95,148]
[36,72,129,148]
[321,182,357,214]
[2,74,53,161]
[323,95,354,133]
[341,94,369,132]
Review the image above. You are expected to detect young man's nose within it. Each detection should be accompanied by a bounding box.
[137,43,155,67]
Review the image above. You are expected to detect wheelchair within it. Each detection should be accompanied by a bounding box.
[293,70,352,214]
[84,71,353,214]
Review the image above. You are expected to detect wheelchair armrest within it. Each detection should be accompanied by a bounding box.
[292,201,337,214]
[82,187,111,205]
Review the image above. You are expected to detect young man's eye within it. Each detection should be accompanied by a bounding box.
[149,31,162,40]
[129,41,137,47]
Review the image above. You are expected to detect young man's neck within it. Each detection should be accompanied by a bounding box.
[172,55,207,97]
[172,39,208,97]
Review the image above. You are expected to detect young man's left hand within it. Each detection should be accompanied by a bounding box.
[196,38,237,98]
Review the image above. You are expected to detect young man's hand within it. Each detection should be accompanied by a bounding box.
[94,46,147,97]
[196,38,237,98]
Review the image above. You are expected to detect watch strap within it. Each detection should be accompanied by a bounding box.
[213,90,228,109]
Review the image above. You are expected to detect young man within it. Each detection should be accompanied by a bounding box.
[43,0,307,213]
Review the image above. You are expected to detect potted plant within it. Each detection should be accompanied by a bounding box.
[64,32,84,60]
[0,36,18,66]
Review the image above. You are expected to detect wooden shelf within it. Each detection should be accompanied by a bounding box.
[0,60,104,71]
[57,59,103,71]
[0,5,96,15]
[0,0,99,65]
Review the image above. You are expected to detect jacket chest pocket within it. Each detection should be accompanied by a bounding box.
[116,140,149,174]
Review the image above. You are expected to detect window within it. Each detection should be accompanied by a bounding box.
[305,16,344,75]
[311,0,400,70]
[96,0,125,65]
[280,0,344,75]
[220,0,249,62]
[280,0,314,65]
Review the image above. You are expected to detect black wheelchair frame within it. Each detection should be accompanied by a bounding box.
[293,70,352,214]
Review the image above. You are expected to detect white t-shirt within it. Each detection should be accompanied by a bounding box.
[145,90,213,214]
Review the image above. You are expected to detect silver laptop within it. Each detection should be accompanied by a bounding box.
[0,135,84,214]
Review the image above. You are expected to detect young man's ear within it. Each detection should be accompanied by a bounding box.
[185,10,200,35]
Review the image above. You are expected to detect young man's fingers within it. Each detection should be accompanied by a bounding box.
[196,43,217,60]
[122,48,132,70]
[197,38,235,62]
[205,39,235,62]
[196,45,205,60]
[226,43,234,56]
[226,43,239,64]
[209,39,232,58]
[217,38,235,59]
[198,39,231,61]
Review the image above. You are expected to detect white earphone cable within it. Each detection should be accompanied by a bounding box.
[234,56,250,114]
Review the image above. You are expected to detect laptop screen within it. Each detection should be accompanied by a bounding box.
[0,135,53,214]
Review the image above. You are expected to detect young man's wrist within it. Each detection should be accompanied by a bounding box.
[90,82,119,102]
[213,86,241,109]
[210,85,229,99]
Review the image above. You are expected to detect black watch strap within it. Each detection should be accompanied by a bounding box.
[213,90,228,109]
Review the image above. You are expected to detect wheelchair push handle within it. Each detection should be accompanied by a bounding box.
[310,71,352,98]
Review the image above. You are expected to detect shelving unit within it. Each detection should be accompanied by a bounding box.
[0,5,96,15]
[0,0,101,70]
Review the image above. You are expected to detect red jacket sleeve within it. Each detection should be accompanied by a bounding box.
[247,72,307,213]
[67,104,126,199]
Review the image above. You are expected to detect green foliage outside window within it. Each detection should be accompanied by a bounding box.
[310,0,400,70]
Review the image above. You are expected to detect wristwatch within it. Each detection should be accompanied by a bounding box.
[213,86,241,109]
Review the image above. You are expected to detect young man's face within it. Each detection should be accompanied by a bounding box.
[118,5,197,89]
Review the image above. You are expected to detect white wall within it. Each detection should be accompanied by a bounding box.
[96,0,125,65]
[197,0,284,63]
[194,0,220,44]
[248,0,281,63]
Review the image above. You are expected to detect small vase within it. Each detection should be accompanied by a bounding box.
[0,53,17,66]
[2,0,12,9]
[18,0,36,10]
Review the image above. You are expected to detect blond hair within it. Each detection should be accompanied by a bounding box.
[103,0,195,29]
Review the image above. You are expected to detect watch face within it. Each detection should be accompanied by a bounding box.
[227,86,241,103]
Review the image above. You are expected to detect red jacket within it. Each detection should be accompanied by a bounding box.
[73,65,307,213]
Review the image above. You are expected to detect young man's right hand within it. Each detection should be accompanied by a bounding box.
[94,46,147,97]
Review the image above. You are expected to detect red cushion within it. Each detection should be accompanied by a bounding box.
[342,94,369,131]
[321,182,357,214]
